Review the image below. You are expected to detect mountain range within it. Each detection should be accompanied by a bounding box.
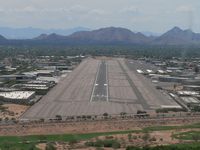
[0,26,200,46]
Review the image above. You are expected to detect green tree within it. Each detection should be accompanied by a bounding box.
[142,132,150,146]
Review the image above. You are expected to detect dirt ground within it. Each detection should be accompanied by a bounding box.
[0,116,200,136]
[0,104,29,120]
[96,130,180,146]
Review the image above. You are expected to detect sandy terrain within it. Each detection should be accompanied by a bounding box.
[0,104,29,120]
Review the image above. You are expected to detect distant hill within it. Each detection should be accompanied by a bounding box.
[0,27,90,39]
[154,27,200,45]
[34,33,66,40]
[68,27,151,44]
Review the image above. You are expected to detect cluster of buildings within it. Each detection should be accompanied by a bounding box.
[0,72,56,105]
[0,55,83,105]
[137,57,200,112]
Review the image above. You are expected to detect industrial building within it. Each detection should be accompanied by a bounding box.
[0,87,18,92]
[23,70,59,77]
[158,76,189,83]
[177,91,199,96]
[181,97,200,107]
[183,85,200,91]
[0,91,35,105]
[0,75,36,81]
[183,79,200,85]
[12,83,50,95]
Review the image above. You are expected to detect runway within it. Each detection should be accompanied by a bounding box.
[21,57,180,120]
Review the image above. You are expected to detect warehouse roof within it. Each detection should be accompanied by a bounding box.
[0,91,35,100]
[161,105,182,109]
[177,91,199,95]
[181,97,200,104]
[23,70,55,76]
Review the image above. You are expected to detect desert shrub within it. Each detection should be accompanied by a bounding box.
[149,137,156,142]
[126,146,141,150]
[68,138,78,145]
[112,141,121,149]
[128,133,132,141]
[105,135,114,139]
[85,139,120,148]
[132,136,137,140]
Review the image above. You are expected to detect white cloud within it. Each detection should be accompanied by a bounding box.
[0,0,199,32]
[120,6,140,15]
[88,9,106,15]
[68,5,88,13]
[22,6,37,12]
[176,5,194,13]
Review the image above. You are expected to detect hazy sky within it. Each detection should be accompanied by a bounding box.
[0,0,199,33]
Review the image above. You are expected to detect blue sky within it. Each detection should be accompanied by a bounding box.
[0,0,199,33]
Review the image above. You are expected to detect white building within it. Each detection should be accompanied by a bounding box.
[0,91,35,104]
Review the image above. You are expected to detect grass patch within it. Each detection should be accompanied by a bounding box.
[0,130,141,143]
[173,131,200,141]
[0,142,39,150]
[1,122,200,149]
[143,122,200,132]
[0,130,140,150]
[127,142,200,150]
